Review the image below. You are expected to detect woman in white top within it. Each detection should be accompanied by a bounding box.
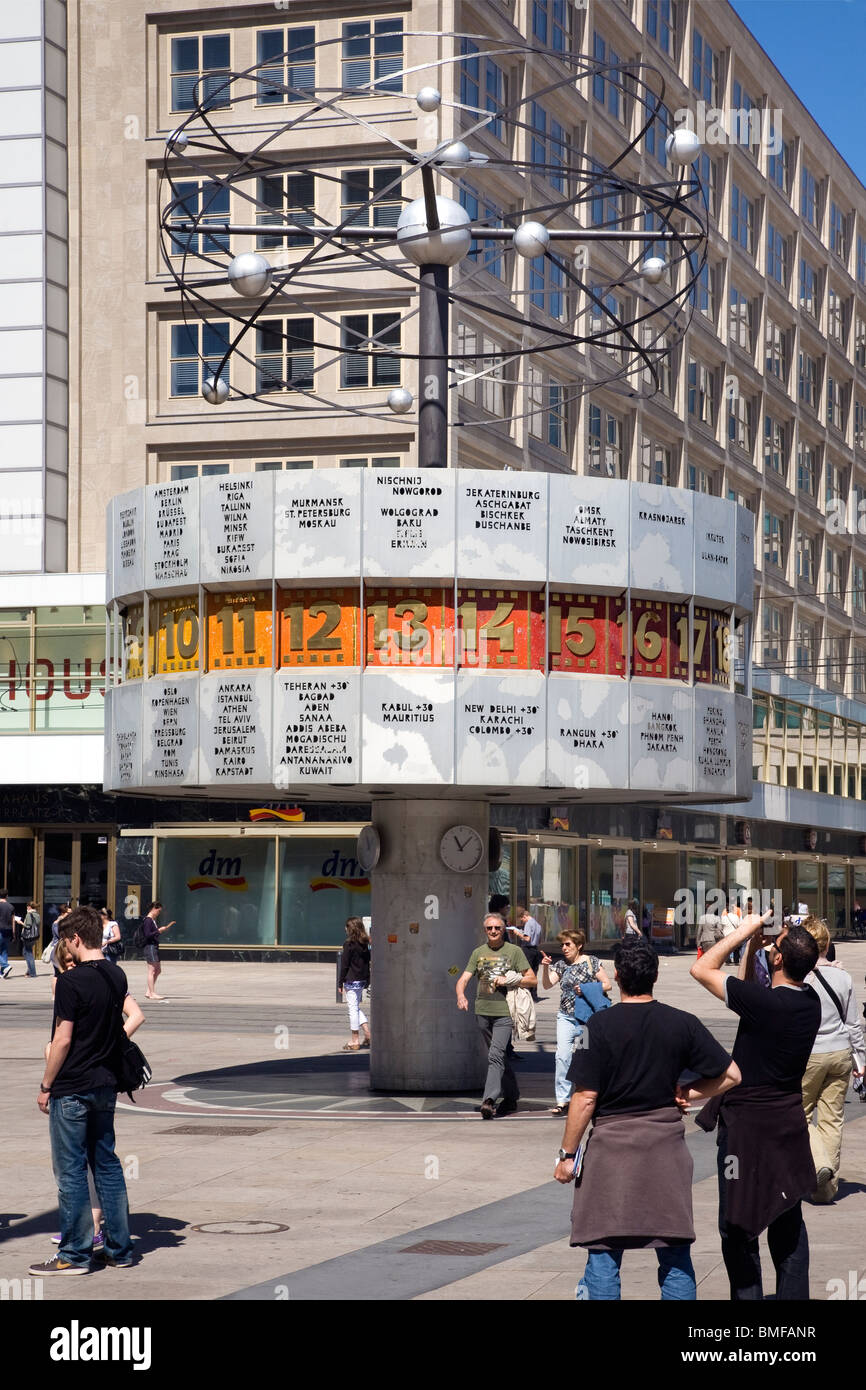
[801,916,866,1203]
[100,907,122,959]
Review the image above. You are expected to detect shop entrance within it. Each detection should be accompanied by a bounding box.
[37,829,115,942]
[642,850,680,946]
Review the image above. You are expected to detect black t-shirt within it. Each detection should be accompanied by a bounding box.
[0,899,14,935]
[566,1000,730,1117]
[724,977,821,1092]
[51,959,128,1097]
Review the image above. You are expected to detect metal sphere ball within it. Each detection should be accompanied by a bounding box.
[166,128,188,152]
[665,127,702,165]
[396,196,472,266]
[513,221,550,260]
[436,140,471,168]
[416,87,442,113]
[202,376,229,405]
[642,256,666,284]
[387,387,414,414]
[227,253,273,297]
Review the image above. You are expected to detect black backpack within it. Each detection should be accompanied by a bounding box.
[97,966,152,1102]
[132,919,147,951]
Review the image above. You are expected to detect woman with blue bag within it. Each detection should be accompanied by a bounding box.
[541,930,612,1116]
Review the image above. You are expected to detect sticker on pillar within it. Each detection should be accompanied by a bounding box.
[142,677,199,786]
[628,681,693,793]
[200,472,273,582]
[545,675,629,789]
[274,468,362,581]
[199,671,272,784]
[206,590,273,670]
[363,469,455,578]
[693,686,735,796]
[273,672,360,784]
[361,669,455,783]
[145,478,199,589]
[457,472,547,581]
[456,670,546,786]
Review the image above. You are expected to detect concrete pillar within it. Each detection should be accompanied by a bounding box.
[369,797,489,1091]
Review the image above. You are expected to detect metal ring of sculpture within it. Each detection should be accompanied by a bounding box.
[158,32,708,429]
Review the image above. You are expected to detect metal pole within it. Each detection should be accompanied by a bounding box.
[418,262,448,469]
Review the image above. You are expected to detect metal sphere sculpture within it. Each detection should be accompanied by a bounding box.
[158,32,708,435]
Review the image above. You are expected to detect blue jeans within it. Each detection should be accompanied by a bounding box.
[578,1245,696,1300]
[22,941,37,976]
[0,933,10,970]
[49,1087,133,1267]
[555,1012,584,1105]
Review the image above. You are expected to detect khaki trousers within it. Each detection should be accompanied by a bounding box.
[801,1049,852,1201]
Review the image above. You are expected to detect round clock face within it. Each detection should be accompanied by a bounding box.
[356,824,381,873]
[440,824,484,873]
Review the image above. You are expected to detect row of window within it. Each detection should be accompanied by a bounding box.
[753,694,866,789]
[760,608,860,695]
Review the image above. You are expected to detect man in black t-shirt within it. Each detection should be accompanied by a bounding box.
[29,906,137,1276]
[691,913,821,1300]
[554,938,739,1300]
[0,888,15,978]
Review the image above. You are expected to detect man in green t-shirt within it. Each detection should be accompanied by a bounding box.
[456,914,535,1119]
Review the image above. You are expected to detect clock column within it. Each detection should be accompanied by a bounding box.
[368,798,490,1092]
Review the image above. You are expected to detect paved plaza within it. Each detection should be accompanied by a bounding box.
[2,948,865,1302]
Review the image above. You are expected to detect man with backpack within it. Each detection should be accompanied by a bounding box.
[29,905,138,1275]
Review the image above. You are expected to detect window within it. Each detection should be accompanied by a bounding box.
[731,185,754,253]
[339,455,401,469]
[768,136,790,193]
[459,187,505,278]
[255,317,314,393]
[698,152,718,218]
[854,564,866,613]
[528,369,567,450]
[593,33,626,122]
[590,288,626,361]
[826,634,844,687]
[826,460,848,505]
[731,80,760,160]
[460,39,507,142]
[766,223,788,287]
[856,318,866,368]
[799,259,819,318]
[169,179,229,257]
[641,323,673,398]
[533,0,569,52]
[255,460,314,471]
[170,321,230,397]
[827,376,846,432]
[763,603,784,664]
[687,463,717,494]
[798,352,818,410]
[729,285,752,351]
[589,162,624,226]
[170,463,230,480]
[171,33,230,112]
[859,234,866,288]
[531,103,568,193]
[256,26,315,104]
[855,400,866,451]
[764,416,787,479]
[645,102,671,169]
[828,289,845,346]
[826,546,846,602]
[830,202,848,259]
[457,323,504,415]
[765,318,788,383]
[796,619,815,675]
[800,165,819,227]
[340,313,400,387]
[797,531,816,585]
[530,253,566,320]
[764,512,784,568]
[640,436,674,486]
[341,167,401,233]
[692,259,715,321]
[257,173,315,249]
[728,393,753,453]
[853,647,866,695]
[587,403,623,476]
[797,439,818,496]
[687,358,716,429]
[647,0,676,55]
[692,29,718,105]
[342,18,403,93]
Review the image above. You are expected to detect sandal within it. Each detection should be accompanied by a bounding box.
[342,1043,361,1051]
[549,1104,568,1115]
[359,1038,371,1048]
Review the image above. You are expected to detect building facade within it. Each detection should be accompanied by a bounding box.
[3,0,866,953]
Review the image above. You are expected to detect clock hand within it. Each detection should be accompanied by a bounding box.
[454,835,469,852]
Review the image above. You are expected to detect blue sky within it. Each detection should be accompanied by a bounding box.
[730,0,866,186]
